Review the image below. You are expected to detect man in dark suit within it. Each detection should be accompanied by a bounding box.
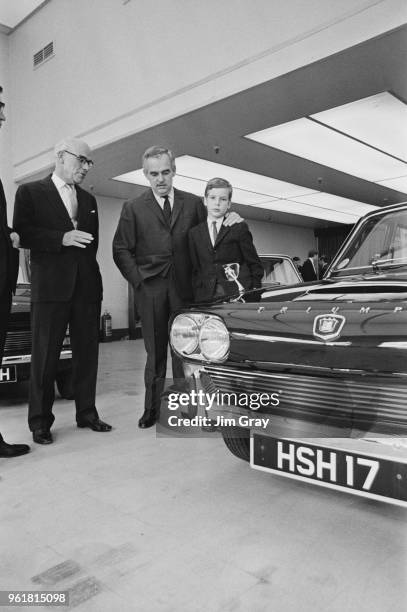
[189,178,263,302]
[113,146,241,428]
[13,138,112,445]
[0,86,30,457]
[301,249,319,282]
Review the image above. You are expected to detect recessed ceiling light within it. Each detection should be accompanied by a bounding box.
[112,155,374,222]
[311,92,407,162]
[254,199,361,224]
[246,117,407,183]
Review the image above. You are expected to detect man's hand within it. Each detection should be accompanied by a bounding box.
[63,230,94,248]
[223,211,243,226]
[9,231,20,249]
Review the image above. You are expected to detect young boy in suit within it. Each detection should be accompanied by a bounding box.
[189,177,263,302]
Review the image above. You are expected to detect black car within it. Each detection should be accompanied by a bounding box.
[0,251,73,397]
[169,203,407,507]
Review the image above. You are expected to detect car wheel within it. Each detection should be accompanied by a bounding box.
[220,426,250,462]
[55,369,74,400]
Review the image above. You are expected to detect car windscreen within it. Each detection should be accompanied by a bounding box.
[330,209,407,277]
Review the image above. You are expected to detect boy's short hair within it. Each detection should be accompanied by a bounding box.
[204,177,233,199]
[308,249,318,258]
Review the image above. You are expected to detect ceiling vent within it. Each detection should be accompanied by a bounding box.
[33,41,54,68]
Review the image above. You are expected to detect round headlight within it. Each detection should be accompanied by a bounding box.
[170,315,199,355]
[199,318,229,361]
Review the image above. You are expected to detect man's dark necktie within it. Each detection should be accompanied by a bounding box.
[162,196,171,223]
[212,220,218,244]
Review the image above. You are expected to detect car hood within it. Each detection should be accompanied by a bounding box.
[191,278,407,374]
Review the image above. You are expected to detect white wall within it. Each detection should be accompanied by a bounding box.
[248,219,315,261]
[8,0,406,180]
[96,194,128,329]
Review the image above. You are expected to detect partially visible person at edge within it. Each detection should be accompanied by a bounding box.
[189,177,264,302]
[112,146,242,429]
[13,137,112,445]
[0,85,30,457]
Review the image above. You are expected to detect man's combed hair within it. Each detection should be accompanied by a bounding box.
[308,249,318,257]
[204,177,233,199]
[142,146,176,171]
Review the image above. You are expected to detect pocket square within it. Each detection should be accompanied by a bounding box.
[90,210,96,214]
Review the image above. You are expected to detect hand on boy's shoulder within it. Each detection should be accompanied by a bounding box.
[223,211,243,226]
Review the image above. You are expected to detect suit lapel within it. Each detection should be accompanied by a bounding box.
[41,176,72,225]
[214,222,230,247]
[75,185,88,227]
[145,190,168,227]
[200,223,213,252]
[170,189,184,229]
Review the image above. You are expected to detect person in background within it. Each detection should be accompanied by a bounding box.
[301,249,319,282]
[319,254,329,278]
[189,177,263,302]
[0,85,30,458]
[13,138,112,445]
[292,256,302,276]
[113,147,242,429]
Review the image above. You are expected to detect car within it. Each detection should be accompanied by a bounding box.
[259,254,303,286]
[0,251,73,398]
[169,203,407,507]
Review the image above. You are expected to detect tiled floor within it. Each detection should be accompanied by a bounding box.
[0,340,406,611]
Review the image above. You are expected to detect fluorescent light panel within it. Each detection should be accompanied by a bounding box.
[246,117,407,183]
[112,155,375,221]
[254,200,361,224]
[312,92,407,162]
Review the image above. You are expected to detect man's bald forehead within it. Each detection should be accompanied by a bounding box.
[54,138,91,156]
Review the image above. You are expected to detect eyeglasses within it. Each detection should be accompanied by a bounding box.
[64,150,94,168]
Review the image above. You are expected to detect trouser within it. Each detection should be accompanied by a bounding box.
[135,275,186,415]
[28,293,100,431]
[0,288,12,442]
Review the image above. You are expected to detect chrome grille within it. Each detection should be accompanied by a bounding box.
[4,330,32,355]
[202,365,407,432]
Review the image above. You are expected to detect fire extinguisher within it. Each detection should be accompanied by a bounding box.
[101,310,113,342]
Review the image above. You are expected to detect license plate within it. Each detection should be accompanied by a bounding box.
[251,435,407,506]
[0,365,17,383]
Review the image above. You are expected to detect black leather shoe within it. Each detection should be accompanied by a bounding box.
[0,440,31,457]
[77,418,112,432]
[32,430,53,445]
[138,412,156,429]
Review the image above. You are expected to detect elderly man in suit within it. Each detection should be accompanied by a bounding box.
[0,86,30,457]
[113,146,241,428]
[13,138,112,444]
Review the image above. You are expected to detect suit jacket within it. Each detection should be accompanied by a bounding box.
[0,179,19,295]
[13,175,102,302]
[301,258,318,282]
[113,188,206,301]
[188,220,264,302]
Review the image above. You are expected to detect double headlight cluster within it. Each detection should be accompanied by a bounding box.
[170,313,230,362]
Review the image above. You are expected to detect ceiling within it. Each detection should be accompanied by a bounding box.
[25,23,406,230]
[0,0,46,29]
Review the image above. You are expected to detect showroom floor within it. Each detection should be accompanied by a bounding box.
[0,340,406,612]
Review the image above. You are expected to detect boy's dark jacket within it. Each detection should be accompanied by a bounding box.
[189,220,263,302]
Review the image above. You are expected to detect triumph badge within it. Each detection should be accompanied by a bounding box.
[313,313,346,341]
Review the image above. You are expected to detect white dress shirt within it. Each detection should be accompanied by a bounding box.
[153,189,174,212]
[207,217,224,246]
[51,172,78,227]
